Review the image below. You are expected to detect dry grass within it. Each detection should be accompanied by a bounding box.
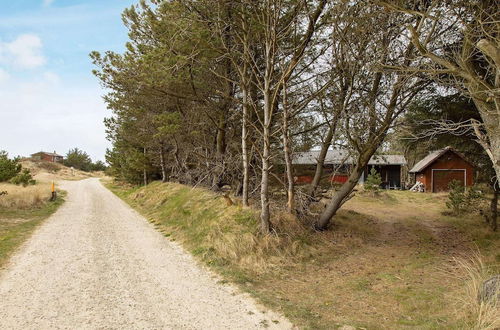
[451,252,500,329]
[21,160,103,182]
[0,182,53,210]
[108,181,499,329]
[0,182,65,267]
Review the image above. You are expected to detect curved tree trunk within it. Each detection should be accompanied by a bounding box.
[310,123,335,197]
[315,162,364,230]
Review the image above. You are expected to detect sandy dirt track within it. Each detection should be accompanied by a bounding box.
[0,178,292,329]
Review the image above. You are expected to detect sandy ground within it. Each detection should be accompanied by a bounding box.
[0,178,292,329]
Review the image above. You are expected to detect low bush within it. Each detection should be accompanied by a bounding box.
[10,169,36,187]
[0,151,21,182]
[446,180,484,215]
[35,161,62,173]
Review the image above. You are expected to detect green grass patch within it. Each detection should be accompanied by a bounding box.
[0,192,65,267]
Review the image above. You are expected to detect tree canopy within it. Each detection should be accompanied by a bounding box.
[92,0,499,233]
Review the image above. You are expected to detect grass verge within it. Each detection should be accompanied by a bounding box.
[0,183,65,267]
[107,181,499,329]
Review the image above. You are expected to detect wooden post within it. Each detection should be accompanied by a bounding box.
[50,181,57,201]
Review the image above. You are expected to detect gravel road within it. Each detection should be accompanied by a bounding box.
[0,178,293,329]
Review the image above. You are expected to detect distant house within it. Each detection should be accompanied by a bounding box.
[290,150,407,189]
[31,151,64,163]
[409,146,474,192]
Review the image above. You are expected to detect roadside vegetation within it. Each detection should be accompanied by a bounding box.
[92,1,499,234]
[0,150,36,187]
[94,1,499,328]
[0,182,65,267]
[63,148,106,172]
[108,180,499,329]
[0,150,67,267]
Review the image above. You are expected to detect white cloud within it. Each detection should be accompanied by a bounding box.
[0,34,46,69]
[0,76,109,161]
[0,68,10,83]
[43,71,60,84]
[42,0,55,7]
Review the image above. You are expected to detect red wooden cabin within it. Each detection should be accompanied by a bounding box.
[409,147,474,192]
[290,150,406,188]
[31,151,64,163]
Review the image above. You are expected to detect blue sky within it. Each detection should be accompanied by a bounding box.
[0,0,136,161]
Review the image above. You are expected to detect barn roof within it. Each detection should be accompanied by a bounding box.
[291,150,406,166]
[409,146,470,173]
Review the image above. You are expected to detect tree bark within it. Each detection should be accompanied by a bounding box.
[310,122,335,196]
[491,183,498,231]
[282,85,294,213]
[260,89,272,234]
[471,98,500,184]
[159,143,167,183]
[216,114,227,156]
[143,147,148,186]
[316,160,365,230]
[241,87,250,207]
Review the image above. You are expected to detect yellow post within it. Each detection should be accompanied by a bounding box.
[50,181,57,201]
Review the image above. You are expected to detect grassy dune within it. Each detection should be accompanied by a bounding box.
[0,183,65,267]
[0,182,53,210]
[107,181,499,329]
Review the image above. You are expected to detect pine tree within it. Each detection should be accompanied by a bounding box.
[0,151,21,182]
[364,167,382,193]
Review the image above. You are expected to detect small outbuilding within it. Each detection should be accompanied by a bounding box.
[31,151,64,163]
[409,146,474,192]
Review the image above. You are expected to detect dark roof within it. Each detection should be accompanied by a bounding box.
[409,146,470,173]
[292,150,350,165]
[291,150,406,166]
[369,154,407,165]
[31,151,63,157]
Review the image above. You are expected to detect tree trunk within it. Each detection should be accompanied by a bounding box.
[310,122,335,196]
[216,114,227,156]
[260,91,272,234]
[315,163,365,230]
[485,125,500,182]
[143,147,148,186]
[491,183,498,231]
[310,74,349,197]
[471,99,500,182]
[159,143,167,183]
[282,86,294,213]
[241,87,250,207]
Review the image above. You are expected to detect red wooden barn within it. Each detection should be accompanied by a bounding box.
[409,147,474,192]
